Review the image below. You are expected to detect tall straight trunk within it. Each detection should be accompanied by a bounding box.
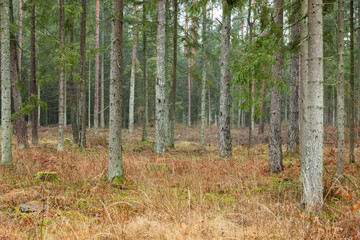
[30,0,38,145]
[200,4,207,150]
[18,0,22,76]
[1,0,12,166]
[164,0,170,147]
[302,0,324,212]
[336,0,345,176]
[141,1,148,141]
[88,57,91,131]
[258,81,266,134]
[219,0,232,157]
[299,0,308,181]
[349,0,355,163]
[128,5,139,134]
[186,6,191,127]
[10,0,27,149]
[100,25,105,128]
[57,0,65,151]
[170,0,178,147]
[94,0,100,135]
[287,1,300,153]
[107,0,124,180]
[358,0,360,138]
[154,0,166,153]
[247,0,254,147]
[268,0,283,173]
[69,10,79,143]
[79,0,87,148]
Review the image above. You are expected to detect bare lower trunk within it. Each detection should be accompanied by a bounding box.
[258,81,266,135]
[1,0,12,166]
[141,1,148,141]
[94,0,100,135]
[100,29,105,129]
[10,0,27,149]
[154,0,166,153]
[349,0,355,163]
[170,0,178,147]
[219,0,232,157]
[79,0,87,148]
[200,4,207,150]
[302,0,324,212]
[336,0,345,176]
[129,5,139,134]
[107,0,124,180]
[30,1,38,145]
[57,0,65,152]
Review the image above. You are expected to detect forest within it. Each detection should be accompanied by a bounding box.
[0,0,360,238]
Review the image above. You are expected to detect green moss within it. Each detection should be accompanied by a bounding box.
[34,172,58,182]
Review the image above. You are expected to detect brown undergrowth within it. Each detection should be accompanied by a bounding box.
[0,124,359,239]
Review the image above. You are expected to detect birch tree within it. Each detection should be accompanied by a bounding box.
[154,0,166,153]
[1,0,12,166]
[107,0,124,180]
[219,0,232,157]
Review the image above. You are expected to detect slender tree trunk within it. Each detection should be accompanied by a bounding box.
[129,5,139,134]
[18,0,22,77]
[268,0,283,173]
[88,57,91,131]
[100,23,105,128]
[219,0,232,157]
[9,0,27,149]
[287,1,300,153]
[302,0,324,212]
[57,0,65,151]
[258,81,266,135]
[170,0,178,147]
[154,0,166,154]
[107,0,124,180]
[79,0,87,148]
[1,0,12,166]
[141,1,148,141]
[358,0,360,138]
[336,0,345,176]
[30,0,38,145]
[164,0,170,147]
[186,6,191,127]
[200,4,207,150]
[349,0,355,163]
[94,0,100,135]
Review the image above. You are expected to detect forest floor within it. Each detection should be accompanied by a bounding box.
[0,124,360,239]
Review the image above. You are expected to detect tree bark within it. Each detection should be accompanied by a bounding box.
[100,14,105,129]
[268,0,283,173]
[128,4,139,134]
[107,0,124,180]
[154,0,166,153]
[18,0,22,76]
[79,0,87,148]
[186,6,191,127]
[336,0,345,176]
[94,0,100,135]
[287,0,300,153]
[141,1,148,141]
[57,0,65,151]
[302,0,324,212]
[30,0,38,145]
[1,0,12,166]
[219,0,232,157]
[9,0,28,149]
[170,0,178,147]
[200,4,207,150]
[349,0,355,163]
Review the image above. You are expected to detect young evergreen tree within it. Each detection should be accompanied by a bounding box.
[219,0,232,157]
[1,0,12,166]
[107,0,124,180]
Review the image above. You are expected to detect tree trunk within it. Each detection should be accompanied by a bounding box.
[186,6,191,127]
[9,0,27,149]
[170,0,178,147]
[88,57,91,131]
[219,0,232,157]
[18,0,22,77]
[302,0,324,212]
[141,1,148,141]
[30,0,38,145]
[79,0,87,148]
[200,4,207,150]
[129,5,139,134]
[57,0,65,152]
[268,0,283,173]
[287,0,300,153]
[258,81,266,135]
[1,0,12,166]
[100,20,105,129]
[336,0,345,176]
[349,0,355,163]
[154,0,166,154]
[94,0,100,135]
[107,0,124,180]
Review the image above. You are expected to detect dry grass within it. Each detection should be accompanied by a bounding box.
[0,124,359,239]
